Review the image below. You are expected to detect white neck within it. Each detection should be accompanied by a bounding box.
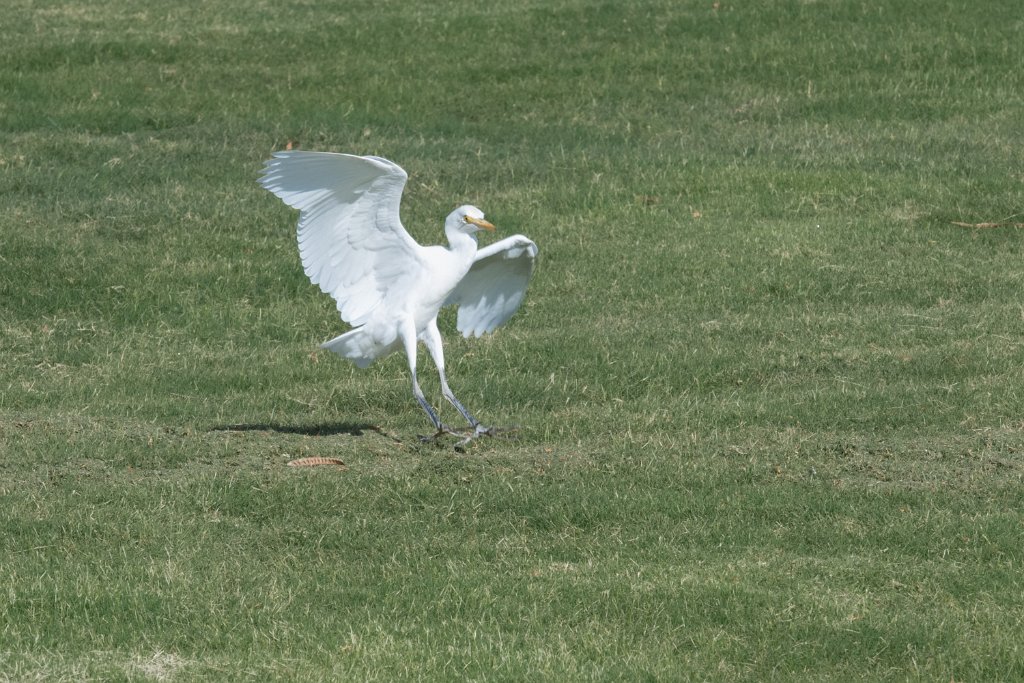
[445,227,478,256]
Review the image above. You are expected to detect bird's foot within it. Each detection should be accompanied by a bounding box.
[452,424,519,452]
[418,424,519,451]
[417,424,461,444]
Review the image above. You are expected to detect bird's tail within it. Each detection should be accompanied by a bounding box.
[320,328,391,369]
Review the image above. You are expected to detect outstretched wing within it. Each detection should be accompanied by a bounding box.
[259,151,425,327]
[445,234,538,338]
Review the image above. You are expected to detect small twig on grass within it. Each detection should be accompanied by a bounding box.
[951,221,1024,229]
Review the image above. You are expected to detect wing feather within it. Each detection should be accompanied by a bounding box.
[259,151,424,326]
[445,235,538,338]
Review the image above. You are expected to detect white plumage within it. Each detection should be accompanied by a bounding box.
[259,151,537,442]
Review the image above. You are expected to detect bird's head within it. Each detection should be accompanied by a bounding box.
[447,205,495,235]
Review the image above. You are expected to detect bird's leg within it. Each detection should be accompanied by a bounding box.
[402,323,456,440]
[440,375,480,429]
[439,374,497,451]
[411,370,447,435]
[422,321,497,446]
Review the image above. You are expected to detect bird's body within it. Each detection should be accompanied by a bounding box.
[259,151,537,442]
[320,236,473,368]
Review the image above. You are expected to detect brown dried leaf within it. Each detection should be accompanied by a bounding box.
[287,457,347,468]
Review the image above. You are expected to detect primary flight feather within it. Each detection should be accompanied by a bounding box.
[259,151,537,443]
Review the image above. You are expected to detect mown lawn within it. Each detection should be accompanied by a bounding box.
[2,0,1023,680]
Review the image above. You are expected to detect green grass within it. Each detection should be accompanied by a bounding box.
[3,0,1024,680]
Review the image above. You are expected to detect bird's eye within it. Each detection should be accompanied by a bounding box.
[462,215,471,223]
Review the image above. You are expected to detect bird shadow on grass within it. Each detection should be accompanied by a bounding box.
[210,421,399,440]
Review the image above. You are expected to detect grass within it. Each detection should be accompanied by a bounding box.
[2,0,1024,680]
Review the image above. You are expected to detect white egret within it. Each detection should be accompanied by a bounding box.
[259,151,538,445]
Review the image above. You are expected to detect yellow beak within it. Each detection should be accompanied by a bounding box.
[466,216,496,231]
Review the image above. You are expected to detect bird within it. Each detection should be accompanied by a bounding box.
[259,151,538,445]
